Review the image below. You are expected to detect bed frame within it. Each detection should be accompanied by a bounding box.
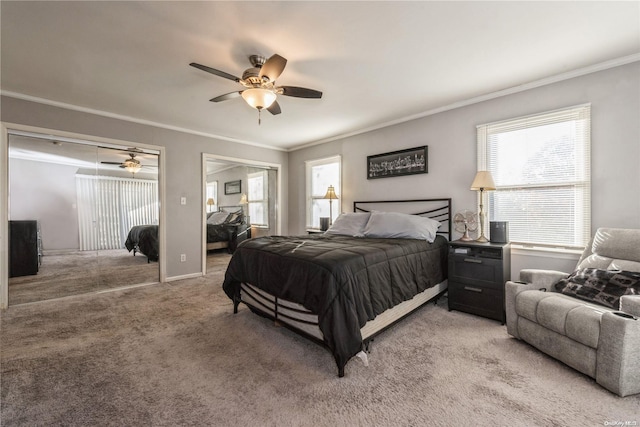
[234,198,452,376]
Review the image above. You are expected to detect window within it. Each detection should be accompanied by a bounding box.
[248,170,268,227]
[206,181,218,213]
[306,156,341,229]
[477,104,591,249]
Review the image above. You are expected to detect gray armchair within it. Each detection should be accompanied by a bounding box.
[505,228,640,397]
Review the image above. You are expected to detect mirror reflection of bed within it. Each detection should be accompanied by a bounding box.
[7,132,160,306]
[206,206,250,253]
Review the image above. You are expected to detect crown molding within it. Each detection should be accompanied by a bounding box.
[0,91,286,152]
[2,53,638,153]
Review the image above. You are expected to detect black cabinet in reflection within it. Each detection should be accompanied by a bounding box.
[9,220,40,278]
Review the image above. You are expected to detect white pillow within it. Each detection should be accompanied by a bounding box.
[325,212,371,237]
[363,211,441,242]
[207,211,229,225]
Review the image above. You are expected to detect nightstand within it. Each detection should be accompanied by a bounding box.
[306,229,325,235]
[447,240,511,323]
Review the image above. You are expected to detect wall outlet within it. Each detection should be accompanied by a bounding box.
[180,254,186,262]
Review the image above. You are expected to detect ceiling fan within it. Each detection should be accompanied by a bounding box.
[101,151,157,176]
[190,53,322,124]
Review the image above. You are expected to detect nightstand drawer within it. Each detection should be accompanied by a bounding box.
[448,281,504,322]
[448,255,502,287]
[447,241,510,323]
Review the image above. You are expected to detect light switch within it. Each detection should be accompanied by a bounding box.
[180,197,186,205]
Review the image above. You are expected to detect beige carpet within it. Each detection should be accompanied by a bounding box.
[1,254,638,426]
[8,249,159,306]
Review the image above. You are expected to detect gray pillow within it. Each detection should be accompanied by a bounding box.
[363,211,441,243]
[207,211,229,225]
[325,212,371,237]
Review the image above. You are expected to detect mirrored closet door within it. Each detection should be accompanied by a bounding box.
[8,132,160,305]
[203,156,279,274]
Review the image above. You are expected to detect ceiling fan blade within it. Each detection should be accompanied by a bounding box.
[190,62,240,82]
[210,91,243,102]
[259,54,287,82]
[267,101,282,115]
[280,86,323,99]
[100,161,124,165]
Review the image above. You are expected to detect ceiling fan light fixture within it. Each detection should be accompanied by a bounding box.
[241,88,277,110]
[123,159,142,174]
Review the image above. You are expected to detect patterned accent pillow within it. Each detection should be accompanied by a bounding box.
[554,268,640,309]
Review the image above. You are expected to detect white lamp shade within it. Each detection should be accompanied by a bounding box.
[241,88,277,109]
[470,171,496,190]
[239,193,248,204]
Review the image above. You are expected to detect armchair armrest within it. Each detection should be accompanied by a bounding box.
[597,311,640,396]
[519,269,569,290]
[620,295,640,318]
[505,280,548,338]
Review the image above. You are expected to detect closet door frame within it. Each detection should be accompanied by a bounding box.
[0,122,166,308]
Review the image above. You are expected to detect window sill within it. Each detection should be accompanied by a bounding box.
[511,244,583,259]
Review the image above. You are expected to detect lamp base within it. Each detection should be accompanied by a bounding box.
[475,235,489,243]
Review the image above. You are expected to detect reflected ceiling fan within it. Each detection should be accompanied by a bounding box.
[101,150,157,176]
[190,53,322,124]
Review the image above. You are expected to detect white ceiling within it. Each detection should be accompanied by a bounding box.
[1,1,639,151]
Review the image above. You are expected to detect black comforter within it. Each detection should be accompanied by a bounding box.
[222,234,448,374]
[125,225,159,262]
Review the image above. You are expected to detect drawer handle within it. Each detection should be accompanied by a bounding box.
[464,286,483,293]
[464,258,482,264]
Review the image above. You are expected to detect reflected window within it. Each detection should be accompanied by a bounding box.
[248,171,268,227]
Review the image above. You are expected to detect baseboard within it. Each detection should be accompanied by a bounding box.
[165,272,203,282]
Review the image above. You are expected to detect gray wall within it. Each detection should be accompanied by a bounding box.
[288,62,640,277]
[1,96,289,279]
[212,166,248,208]
[9,158,80,250]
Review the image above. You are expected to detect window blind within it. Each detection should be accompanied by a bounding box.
[76,175,159,251]
[477,104,591,249]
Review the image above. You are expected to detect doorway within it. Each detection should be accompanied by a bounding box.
[3,128,164,306]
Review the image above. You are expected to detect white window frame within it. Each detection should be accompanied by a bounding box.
[477,104,591,250]
[305,155,341,229]
[247,170,268,227]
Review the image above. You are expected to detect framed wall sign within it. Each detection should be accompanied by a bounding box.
[224,180,241,195]
[367,145,428,179]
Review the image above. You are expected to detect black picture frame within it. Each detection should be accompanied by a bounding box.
[224,180,241,195]
[367,146,428,179]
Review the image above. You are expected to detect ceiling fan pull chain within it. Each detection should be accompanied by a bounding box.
[258,108,262,125]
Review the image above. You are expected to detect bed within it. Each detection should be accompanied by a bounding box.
[206,206,250,253]
[124,224,159,262]
[222,198,451,376]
